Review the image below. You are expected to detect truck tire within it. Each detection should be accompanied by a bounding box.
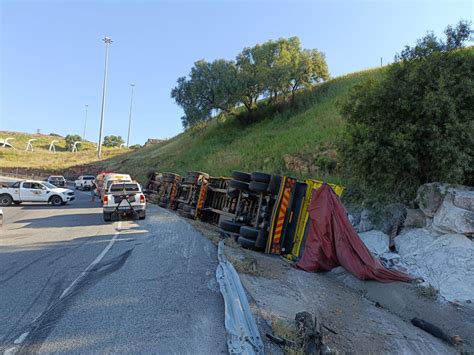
[50,195,63,206]
[249,181,269,194]
[138,211,146,220]
[239,226,260,241]
[231,171,251,182]
[229,180,249,191]
[268,175,282,195]
[251,172,271,183]
[255,228,269,250]
[103,212,112,222]
[237,236,256,250]
[0,194,13,206]
[219,220,243,233]
[183,204,192,212]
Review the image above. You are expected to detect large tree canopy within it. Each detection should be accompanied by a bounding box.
[171,36,329,128]
[340,21,473,201]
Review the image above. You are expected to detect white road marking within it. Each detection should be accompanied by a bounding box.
[60,221,122,299]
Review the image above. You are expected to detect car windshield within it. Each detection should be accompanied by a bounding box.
[42,182,57,189]
[109,183,140,193]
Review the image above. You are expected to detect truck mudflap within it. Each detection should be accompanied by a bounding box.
[290,179,344,259]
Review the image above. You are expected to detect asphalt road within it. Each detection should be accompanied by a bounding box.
[0,184,227,354]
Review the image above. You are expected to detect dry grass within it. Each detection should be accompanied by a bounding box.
[228,254,261,276]
[271,318,305,355]
[416,284,440,300]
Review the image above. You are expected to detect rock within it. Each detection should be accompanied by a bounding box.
[397,231,474,302]
[416,183,448,218]
[358,230,390,255]
[395,228,438,257]
[453,190,474,212]
[432,193,474,235]
[376,203,407,235]
[356,209,373,233]
[404,209,426,228]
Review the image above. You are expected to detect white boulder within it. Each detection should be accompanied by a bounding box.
[432,193,474,235]
[358,230,390,255]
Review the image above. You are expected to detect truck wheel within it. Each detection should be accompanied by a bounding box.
[239,226,260,241]
[237,236,256,250]
[231,171,251,182]
[50,195,63,206]
[219,220,243,233]
[268,175,282,195]
[255,228,269,250]
[229,180,250,191]
[138,211,146,220]
[249,181,269,193]
[0,194,13,206]
[103,212,112,222]
[251,172,271,183]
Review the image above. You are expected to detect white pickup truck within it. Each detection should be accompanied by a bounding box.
[74,175,96,190]
[0,180,76,206]
[102,182,146,221]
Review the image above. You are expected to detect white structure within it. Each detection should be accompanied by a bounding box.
[1,138,15,149]
[71,141,81,152]
[48,140,58,152]
[127,83,135,147]
[119,143,127,149]
[25,139,37,151]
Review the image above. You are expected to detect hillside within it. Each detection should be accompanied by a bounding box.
[98,67,387,183]
[0,131,124,172]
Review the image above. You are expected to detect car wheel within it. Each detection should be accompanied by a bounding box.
[103,212,112,222]
[0,194,13,206]
[50,196,63,206]
[139,211,146,220]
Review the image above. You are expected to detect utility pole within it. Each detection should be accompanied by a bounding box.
[126,83,135,147]
[83,104,88,141]
[98,36,113,159]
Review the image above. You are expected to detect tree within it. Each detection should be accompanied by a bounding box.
[171,59,241,128]
[340,21,474,201]
[65,134,81,150]
[103,135,124,147]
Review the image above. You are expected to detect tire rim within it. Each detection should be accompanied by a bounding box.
[1,197,10,205]
[53,197,61,205]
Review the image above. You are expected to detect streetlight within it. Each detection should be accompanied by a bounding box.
[126,82,135,147]
[83,104,88,141]
[98,36,113,159]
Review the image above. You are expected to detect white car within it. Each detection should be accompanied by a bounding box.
[0,180,75,206]
[74,175,96,190]
[102,182,146,221]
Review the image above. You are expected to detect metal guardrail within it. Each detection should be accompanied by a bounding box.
[216,240,264,354]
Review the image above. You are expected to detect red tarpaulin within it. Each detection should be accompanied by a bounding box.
[295,184,412,283]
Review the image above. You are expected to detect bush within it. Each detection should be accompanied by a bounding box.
[340,22,474,202]
[129,144,141,150]
[103,135,124,148]
[65,134,82,150]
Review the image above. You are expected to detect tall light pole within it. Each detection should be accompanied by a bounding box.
[98,36,113,159]
[83,104,88,141]
[126,83,135,147]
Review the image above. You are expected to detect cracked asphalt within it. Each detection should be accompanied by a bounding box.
[0,186,227,354]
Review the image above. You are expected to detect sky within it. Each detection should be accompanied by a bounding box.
[1,0,472,145]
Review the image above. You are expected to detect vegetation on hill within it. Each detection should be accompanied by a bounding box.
[341,21,473,202]
[0,131,123,171]
[97,67,387,184]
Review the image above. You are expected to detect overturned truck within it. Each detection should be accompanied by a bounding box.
[145,170,343,259]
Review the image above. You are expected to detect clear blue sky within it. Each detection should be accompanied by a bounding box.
[1,0,472,145]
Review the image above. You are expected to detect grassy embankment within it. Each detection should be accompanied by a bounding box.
[98,66,387,183]
[0,132,123,172]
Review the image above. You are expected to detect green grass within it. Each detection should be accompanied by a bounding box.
[98,66,387,183]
